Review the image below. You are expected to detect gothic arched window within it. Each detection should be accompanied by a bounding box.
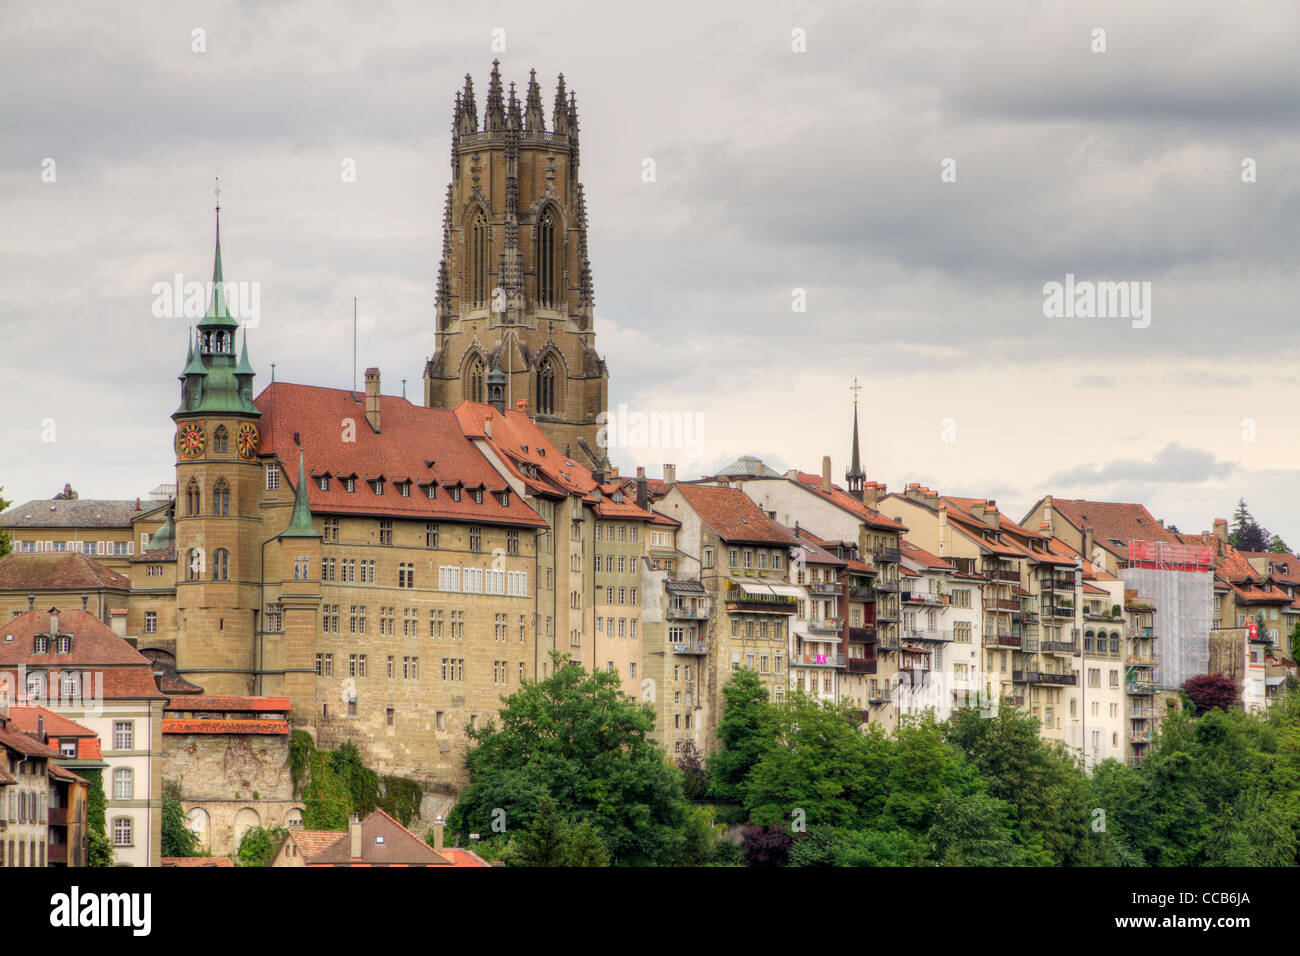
[213,478,230,516]
[213,425,228,454]
[538,354,556,415]
[185,479,201,516]
[538,207,558,308]
[186,548,203,581]
[213,548,230,581]
[466,355,484,403]
[470,209,488,307]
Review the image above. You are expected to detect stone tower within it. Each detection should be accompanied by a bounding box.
[172,204,265,695]
[423,60,609,469]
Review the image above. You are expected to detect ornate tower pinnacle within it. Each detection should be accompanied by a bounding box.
[846,377,865,494]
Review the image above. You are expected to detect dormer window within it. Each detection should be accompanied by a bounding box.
[34,636,48,654]
[343,478,355,493]
[371,480,384,495]
[318,476,330,492]
[398,482,411,497]
[498,491,510,507]
[56,635,70,654]
[425,484,436,500]
[451,487,462,503]
[472,489,483,504]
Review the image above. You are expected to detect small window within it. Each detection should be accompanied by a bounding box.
[318,475,330,492]
[266,464,280,491]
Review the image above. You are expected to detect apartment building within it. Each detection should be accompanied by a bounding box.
[655,483,800,754]
[0,497,171,574]
[787,531,847,704]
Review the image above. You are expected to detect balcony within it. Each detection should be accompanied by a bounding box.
[808,582,841,596]
[47,843,67,864]
[902,590,950,606]
[48,807,68,826]
[808,617,844,634]
[1126,681,1156,695]
[874,546,902,563]
[874,578,900,592]
[667,607,708,621]
[877,632,900,651]
[983,632,1022,648]
[848,585,874,601]
[984,568,1019,583]
[1013,670,1078,686]
[1042,603,1074,619]
[903,628,954,643]
[868,689,893,704]
[847,626,877,644]
[1126,657,1157,667]
[847,658,877,674]
[725,590,798,614]
[1039,640,1079,655]
[1048,577,1075,592]
[671,639,707,655]
[1129,733,1154,745]
[983,597,1020,612]
[792,652,846,667]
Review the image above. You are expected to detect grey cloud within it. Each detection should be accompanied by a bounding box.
[1049,442,1237,486]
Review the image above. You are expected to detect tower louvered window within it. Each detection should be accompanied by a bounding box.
[471,209,488,307]
[185,479,200,516]
[538,354,556,415]
[538,207,557,308]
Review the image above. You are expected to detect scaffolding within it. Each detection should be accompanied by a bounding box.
[1121,541,1213,690]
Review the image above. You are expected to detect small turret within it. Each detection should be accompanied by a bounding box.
[281,453,321,539]
[484,59,505,131]
[524,69,545,132]
[552,73,569,136]
[458,74,478,136]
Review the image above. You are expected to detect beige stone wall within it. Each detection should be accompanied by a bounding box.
[162,733,293,803]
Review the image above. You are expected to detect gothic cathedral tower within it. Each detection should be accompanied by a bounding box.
[172,205,265,695]
[423,61,610,468]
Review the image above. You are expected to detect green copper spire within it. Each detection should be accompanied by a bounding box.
[198,191,239,334]
[235,330,254,376]
[183,328,207,377]
[148,506,176,551]
[281,453,321,538]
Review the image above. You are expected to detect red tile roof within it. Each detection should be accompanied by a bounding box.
[455,402,660,522]
[163,718,290,735]
[0,717,61,759]
[285,828,346,860]
[307,810,451,866]
[900,539,956,572]
[255,384,546,529]
[164,695,290,713]
[162,856,235,867]
[7,706,97,739]
[0,553,131,592]
[1046,498,1180,560]
[673,484,798,547]
[0,608,152,667]
[790,474,906,532]
[437,846,492,867]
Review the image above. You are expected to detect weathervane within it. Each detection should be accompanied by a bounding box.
[850,376,862,406]
[214,176,221,210]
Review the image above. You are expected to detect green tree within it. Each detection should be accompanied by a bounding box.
[330,740,379,817]
[1229,498,1270,553]
[744,692,890,828]
[81,768,113,867]
[236,825,286,867]
[512,791,571,867]
[1202,790,1296,866]
[1268,534,1291,554]
[927,790,1025,866]
[565,819,611,867]
[449,653,688,866]
[160,786,200,857]
[707,669,773,806]
[678,804,721,866]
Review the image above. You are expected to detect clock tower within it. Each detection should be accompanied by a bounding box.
[172,200,265,695]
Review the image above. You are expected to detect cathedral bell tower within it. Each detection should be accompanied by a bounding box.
[423,60,609,468]
[172,195,265,695]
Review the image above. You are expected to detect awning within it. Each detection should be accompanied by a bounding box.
[766,584,803,598]
[733,581,776,598]
[793,631,841,645]
[666,580,706,594]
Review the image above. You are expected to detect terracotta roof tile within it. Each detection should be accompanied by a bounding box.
[255,384,546,529]
[162,856,235,867]
[1047,498,1181,560]
[165,695,290,713]
[7,705,97,738]
[790,473,906,532]
[308,809,451,866]
[673,485,798,547]
[163,718,290,735]
[0,553,131,592]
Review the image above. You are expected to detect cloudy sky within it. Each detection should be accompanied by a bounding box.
[2,0,1298,540]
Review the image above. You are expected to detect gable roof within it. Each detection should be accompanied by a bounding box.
[0,608,166,701]
[1042,498,1180,561]
[0,498,165,530]
[7,706,98,739]
[0,553,131,592]
[673,484,798,547]
[284,828,347,861]
[254,383,546,529]
[308,810,452,866]
[788,474,906,532]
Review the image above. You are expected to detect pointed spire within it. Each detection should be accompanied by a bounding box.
[458,74,478,136]
[183,327,207,377]
[235,329,254,376]
[552,73,569,135]
[524,68,545,132]
[485,59,505,131]
[199,191,239,333]
[506,80,522,131]
[282,453,321,538]
[846,379,865,494]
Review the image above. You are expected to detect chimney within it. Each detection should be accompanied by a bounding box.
[349,813,362,859]
[484,412,493,438]
[37,713,44,737]
[979,501,999,529]
[663,464,676,484]
[1042,494,1054,529]
[1212,518,1229,542]
[432,815,445,852]
[821,456,832,493]
[863,481,884,509]
[364,367,381,432]
[610,466,620,479]
[110,608,127,639]
[48,608,59,638]
[1082,527,1095,563]
[636,467,648,510]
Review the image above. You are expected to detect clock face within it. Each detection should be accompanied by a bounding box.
[237,422,260,460]
[177,423,207,459]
